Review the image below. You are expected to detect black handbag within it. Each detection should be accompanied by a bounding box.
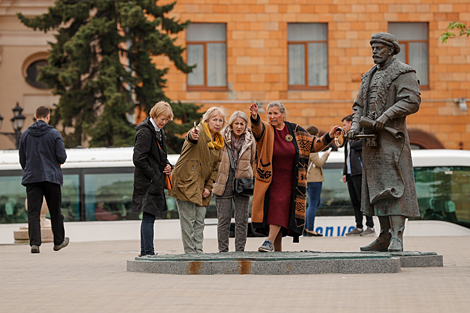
[234,177,254,196]
[226,145,254,196]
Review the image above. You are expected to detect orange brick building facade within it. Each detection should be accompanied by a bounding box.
[155,0,470,150]
[0,1,469,150]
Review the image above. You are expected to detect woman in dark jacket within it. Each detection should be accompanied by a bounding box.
[132,101,173,257]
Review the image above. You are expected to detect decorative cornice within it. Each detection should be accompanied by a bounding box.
[0,0,53,16]
[0,30,55,46]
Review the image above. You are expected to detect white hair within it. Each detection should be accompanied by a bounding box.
[227,111,249,132]
[202,106,227,128]
[267,101,287,120]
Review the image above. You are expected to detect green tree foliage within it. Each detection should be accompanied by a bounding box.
[440,22,470,43]
[18,0,201,151]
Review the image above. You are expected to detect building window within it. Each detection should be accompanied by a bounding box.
[288,23,328,90]
[389,22,429,87]
[25,59,49,89]
[186,23,227,90]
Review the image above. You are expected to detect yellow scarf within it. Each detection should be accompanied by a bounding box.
[202,122,224,150]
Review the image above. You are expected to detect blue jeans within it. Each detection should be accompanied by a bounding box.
[140,212,156,256]
[305,182,322,231]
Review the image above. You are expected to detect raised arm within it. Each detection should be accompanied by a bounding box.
[250,103,265,141]
[311,126,339,152]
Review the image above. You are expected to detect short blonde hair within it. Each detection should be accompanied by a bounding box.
[150,101,174,120]
[202,106,226,128]
[227,111,249,132]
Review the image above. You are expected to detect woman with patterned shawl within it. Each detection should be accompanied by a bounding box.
[249,101,340,252]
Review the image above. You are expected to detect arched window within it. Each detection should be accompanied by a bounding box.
[25,59,49,89]
[408,129,445,149]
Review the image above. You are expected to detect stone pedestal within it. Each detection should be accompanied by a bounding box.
[14,197,53,244]
[127,251,443,275]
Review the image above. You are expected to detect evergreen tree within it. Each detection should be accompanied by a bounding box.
[18,0,201,151]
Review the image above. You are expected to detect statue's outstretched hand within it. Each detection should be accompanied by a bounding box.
[250,103,258,119]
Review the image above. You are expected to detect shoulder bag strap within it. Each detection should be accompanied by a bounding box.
[226,145,235,174]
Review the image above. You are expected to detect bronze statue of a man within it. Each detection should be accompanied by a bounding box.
[348,32,421,252]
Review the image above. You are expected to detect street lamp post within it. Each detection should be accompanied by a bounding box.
[0,102,26,149]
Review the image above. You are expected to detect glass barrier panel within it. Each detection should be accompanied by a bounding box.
[414,166,470,227]
[84,173,135,221]
[0,175,27,223]
[84,172,185,221]
[163,192,217,219]
[316,168,354,216]
[163,190,178,219]
[61,174,80,221]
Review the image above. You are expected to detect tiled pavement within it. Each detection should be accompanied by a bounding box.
[1,235,470,313]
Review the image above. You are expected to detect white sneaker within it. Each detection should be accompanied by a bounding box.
[346,227,363,236]
[360,228,376,237]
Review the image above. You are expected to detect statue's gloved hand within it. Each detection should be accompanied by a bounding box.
[373,114,389,131]
[347,130,358,140]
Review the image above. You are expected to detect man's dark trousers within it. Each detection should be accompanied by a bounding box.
[346,174,374,229]
[26,182,64,246]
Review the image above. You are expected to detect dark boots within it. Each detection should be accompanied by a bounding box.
[360,215,406,252]
[360,216,390,252]
[388,216,406,252]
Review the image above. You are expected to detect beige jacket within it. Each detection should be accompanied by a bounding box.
[168,124,221,207]
[212,127,256,196]
[307,152,329,183]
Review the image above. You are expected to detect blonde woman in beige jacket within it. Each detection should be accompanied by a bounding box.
[305,126,331,237]
[170,107,225,254]
[213,111,256,252]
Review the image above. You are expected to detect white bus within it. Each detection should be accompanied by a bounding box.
[0,147,469,243]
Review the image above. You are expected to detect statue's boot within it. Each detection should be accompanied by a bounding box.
[388,215,406,252]
[360,216,390,252]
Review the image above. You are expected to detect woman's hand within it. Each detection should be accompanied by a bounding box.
[328,125,341,138]
[163,164,171,174]
[202,188,211,199]
[249,103,258,119]
[189,124,199,141]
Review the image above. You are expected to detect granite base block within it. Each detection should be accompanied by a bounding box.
[127,260,213,275]
[399,255,443,267]
[336,257,401,274]
[127,251,442,275]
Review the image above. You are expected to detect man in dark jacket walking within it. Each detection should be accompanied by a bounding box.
[342,115,375,236]
[19,106,69,253]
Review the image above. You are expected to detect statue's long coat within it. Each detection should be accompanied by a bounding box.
[352,58,421,218]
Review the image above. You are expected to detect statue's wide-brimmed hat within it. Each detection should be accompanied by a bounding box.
[370,32,400,55]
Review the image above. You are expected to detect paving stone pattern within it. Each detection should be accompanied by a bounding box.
[1,236,469,312]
